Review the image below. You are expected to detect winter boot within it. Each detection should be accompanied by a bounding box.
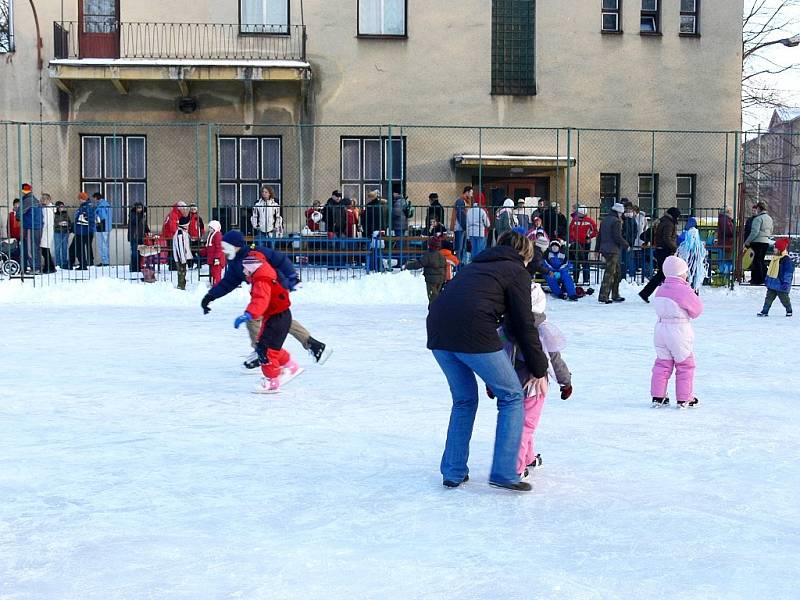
[787,310,793,317]
[442,474,469,488]
[757,311,769,317]
[677,397,700,409]
[651,396,670,408]
[489,480,532,492]
[527,454,543,469]
[307,337,331,364]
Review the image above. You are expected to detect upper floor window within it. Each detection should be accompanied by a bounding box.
[640,0,660,34]
[240,0,290,34]
[358,0,407,37]
[601,0,621,33]
[680,0,699,35]
[0,0,13,53]
[492,0,536,96]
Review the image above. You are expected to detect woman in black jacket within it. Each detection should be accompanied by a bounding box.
[427,230,549,492]
[128,203,150,272]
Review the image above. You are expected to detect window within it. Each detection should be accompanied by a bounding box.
[217,136,282,222]
[240,0,289,34]
[358,0,406,37]
[0,0,13,53]
[80,134,147,226]
[676,174,696,214]
[601,0,621,33]
[638,173,659,215]
[640,0,660,33]
[340,136,406,203]
[600,173,620,211]
[492,0,536,95]
[680,0,699,35]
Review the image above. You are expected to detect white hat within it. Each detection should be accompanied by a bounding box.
[530,282,547,314]
[534,233,550,250]
[611,203,625,213]
[503,198,514,208]
[207,220,221,232]
[576,205,587,215]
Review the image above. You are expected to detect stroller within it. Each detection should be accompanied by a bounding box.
[0,239,21,277]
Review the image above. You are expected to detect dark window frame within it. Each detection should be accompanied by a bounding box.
[0,0,14,53]
[601,0,622,34]
[79,133,147,227]
[340,135,407,204]
[491,0,537,96]
[600,172,621,211]
[637,172,660,215]
[356,0,408,39]
[238,0,291,35]
[676,173,696,214]
[679,0,700,36]
[217,134,283,226]
[640,0,661,35]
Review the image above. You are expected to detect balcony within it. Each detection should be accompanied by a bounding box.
[49,21,310,94]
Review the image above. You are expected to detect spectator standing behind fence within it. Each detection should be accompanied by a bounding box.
[345,198,360,238]
[404,235,447,305]
[621,204,640,281]
[716,206,734,258]
[251,186,280,246]
[743,201,774,286]
[450,187,471,262]
[758,237,793,317]
[568,205,597,286]
[541,201,567,241]
[427,193,445,227]
[173,217,192,290]
[305,200,324,232]
[19,183,43,273]
[39,194,56,274]
[495,199,518,239]
[466,198,490,261]
[391,192,412,236]
[162,201,190,269]
[128,202,149,272]
[514,198,531,231]
[53,201,71,270]
[8,198,21,242]
[93,192,111,267]
[638,207,681,303]
[363,191,388,272]
[205,220,225,286]
[597,202,629,304]
[632,205,648,277]
[324,191,346,237]
[73,192,95,270]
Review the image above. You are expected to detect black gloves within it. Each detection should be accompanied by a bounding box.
[201,294,213,314]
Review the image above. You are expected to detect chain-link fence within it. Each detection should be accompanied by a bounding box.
[2,121,792,288]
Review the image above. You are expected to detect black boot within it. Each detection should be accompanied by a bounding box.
[307,337,331,364]
[677,397,700,409]
[651,396,670,408]
[489,480,532,492]
[443,474,469,488]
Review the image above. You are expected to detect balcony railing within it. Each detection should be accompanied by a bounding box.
[53,21,307,62]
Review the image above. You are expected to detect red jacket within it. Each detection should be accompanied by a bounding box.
[161,204,201,239]
[245,251,291,318]
[8,210,20,240]
[205,229,227,268]
[569,215,598,245]
[346,207,359,237]
[305,207,322,232]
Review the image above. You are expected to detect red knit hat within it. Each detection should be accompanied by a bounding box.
[21,183,32,193]
[774,237,790,253]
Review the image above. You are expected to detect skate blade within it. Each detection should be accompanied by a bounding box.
[280,367,305,385]
[241,366,262,374]
[252,387,280,395]
[316,348,333,365]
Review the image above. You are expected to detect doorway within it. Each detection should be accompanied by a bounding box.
[78,0,120,59]
[477,177,550,211]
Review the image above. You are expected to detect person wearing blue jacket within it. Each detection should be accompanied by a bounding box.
[19,183,43,272]
[73,192,96,270]
[542,239,578,301]
[200,230,330,366]
[758,237,793,317]
[93,192,112,266]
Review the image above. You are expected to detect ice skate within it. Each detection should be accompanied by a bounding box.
[242,351,261,372]
[253,377,281,394]
[527,454,543,469]
[651,396,670,408]
[308,338,332,364]
[280,360,305,385]
[489,480,532,492]
[677,397,699,409]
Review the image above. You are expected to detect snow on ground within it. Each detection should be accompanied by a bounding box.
[1,274,798,600]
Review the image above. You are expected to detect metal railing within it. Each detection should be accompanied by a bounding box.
[53,21,307,61]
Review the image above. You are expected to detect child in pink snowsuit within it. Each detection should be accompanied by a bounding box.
[650,255,704,408]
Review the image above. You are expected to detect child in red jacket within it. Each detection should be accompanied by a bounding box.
[234,251,302,393]
[205,220,226,286]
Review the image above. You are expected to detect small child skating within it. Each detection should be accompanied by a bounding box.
[173,216,192,290]
[650,255,704,409]
[233,251,301,394]
[758,237,793,317]
[205,219,226,287]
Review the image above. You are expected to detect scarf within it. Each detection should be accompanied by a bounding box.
[767,253,786,279]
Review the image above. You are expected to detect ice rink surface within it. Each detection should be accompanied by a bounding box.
[1,274,798,599]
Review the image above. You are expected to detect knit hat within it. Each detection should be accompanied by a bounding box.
[222,229,246,248]
[534,233,550,250]
[427,236,442,251]
[530,282,547,314]
[178,216,190,228]
[662,255,689,278]
[611,203,625,213]
[428,193,438,200]
[549,239,561,251]
[503,198,515,208]
[242,253,263,277]
[576,205,587,216]
[207,220,221,232]
[666,207,682,221]
[774,237,790,253]
[21,183,32,193]
[78,191,89,201]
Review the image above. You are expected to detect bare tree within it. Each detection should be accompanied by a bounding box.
[0,0,11,54]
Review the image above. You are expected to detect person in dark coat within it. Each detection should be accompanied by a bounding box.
[638,207,681,302]
[426,193,445,228]
[427,230,549,492]
[323,191,347,237]
[596,203,629,303]
[540,202,567,241]
[716,206,734,257]
[405,236,447,304]
[127,202,150,272]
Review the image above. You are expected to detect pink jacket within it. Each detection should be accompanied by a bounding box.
[652,276,703,362]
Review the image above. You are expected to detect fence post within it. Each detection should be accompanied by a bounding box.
[731,131,741,289]
[565,128,572,247]
[555,128,560,210]
[206,122,214,220]
[16,123,25,278]
[478,126,483,211]
[387,123,393,269]
[650,130,657,216]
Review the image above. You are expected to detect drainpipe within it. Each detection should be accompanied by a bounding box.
[27,0,44,70]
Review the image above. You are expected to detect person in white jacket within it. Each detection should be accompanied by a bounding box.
[251,185,281,247]
[173,217,193,290]
[466,199,491,261]
[39,193,56,274]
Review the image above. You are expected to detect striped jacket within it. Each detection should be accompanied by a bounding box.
[172,228,193,265]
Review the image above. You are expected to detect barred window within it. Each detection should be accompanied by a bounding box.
[340,136,406,203]
[491,0,536,96]
[600,173,621,211]
[217,136,282,219]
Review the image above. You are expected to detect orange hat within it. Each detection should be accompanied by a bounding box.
[78,191,89,200]
[21,183,32,193]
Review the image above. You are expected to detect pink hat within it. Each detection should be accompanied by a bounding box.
[662,255,689,278]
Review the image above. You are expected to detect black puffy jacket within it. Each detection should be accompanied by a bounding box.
[426,245,548,378]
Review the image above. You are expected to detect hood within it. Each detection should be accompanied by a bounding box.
[666,207,681,222]
[685,216,698,230]
[471,245,525,265]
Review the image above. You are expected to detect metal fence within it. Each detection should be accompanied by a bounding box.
[1,120,792,288]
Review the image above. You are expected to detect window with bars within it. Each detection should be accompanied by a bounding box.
[600,173,621,211]
[80,134,147,226]
[217,136,282,220]
[340,136,406,203]
[358,0,406,37]
[679,0,699,35]
[640,0,660,33]
[676,174,696,214]
[601,0,621,33]
[0,0,13,53]
[491,0,536,96]
[638,173,659,215]
[240,0,290,34]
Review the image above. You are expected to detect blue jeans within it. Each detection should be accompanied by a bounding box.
[54,232,70,268]
[454,230,465,263]
[469,236,486,261]
[432,349,525,485]
[366,238,384,273]
[96,231,110,265]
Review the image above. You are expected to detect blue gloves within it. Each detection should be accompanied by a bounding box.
[553,271,561,280]
[234,312,253,329]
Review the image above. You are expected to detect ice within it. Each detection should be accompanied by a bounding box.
[1,274,798,599]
